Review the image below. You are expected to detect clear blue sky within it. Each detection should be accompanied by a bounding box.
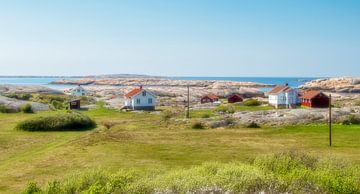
[0,0,359,77]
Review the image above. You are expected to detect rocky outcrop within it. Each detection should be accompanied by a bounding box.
[300,77,360,93]
[0,84,64,95]
[51,78,275,88]
[233,107,360,126]
[0,96,49,112]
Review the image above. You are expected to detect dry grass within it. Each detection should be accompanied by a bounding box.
[0,108,359,193]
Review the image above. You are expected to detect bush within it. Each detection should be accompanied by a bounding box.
[216,105,235,114]
[201,113,211,118]
[4,93,32,100]
[22,182,41,194]
[102,121,117,129]
[246,121,260,128]
[24,152,360,194]
[0,104,9,113]
[21,103,34,113]
[342,114,360,125]
[161,109,180,122]
[244,99,261,106]
[191,121,205,129]
[355,100,360,106]
[16,112,96,131]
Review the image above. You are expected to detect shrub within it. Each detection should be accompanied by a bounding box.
[355,100,360,106]
[216,105,235,114]
[0,104,9,113]
[21,103,34,113]
[4,93,32,100]
[201,113,211,118]
[246,121,260,128]
[102,121,117,129]
[50,100,66,110]
[22,182,41,194]
[16,112,96,131]
[342,114,360,125]
[244,99,261,106]
[161,109,180,122]
[191,121,205,129]
[24,152,360,194]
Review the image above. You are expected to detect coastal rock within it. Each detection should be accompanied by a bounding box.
[232,107,359,126]
[51,78,275,88]
[0,84,63,95]
[300,77,360,93]
[0,96,49,112]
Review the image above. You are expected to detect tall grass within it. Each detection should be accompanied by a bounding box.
[23,151,360,193]
[16,112,96,131]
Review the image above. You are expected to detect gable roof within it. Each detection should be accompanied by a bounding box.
[125,87,156,98]
[202,93,219,100]
[301,90,326,99]
[268,85,289,94]
[125,87,143,98]
[73,85,86,91]
[227,93,243,99]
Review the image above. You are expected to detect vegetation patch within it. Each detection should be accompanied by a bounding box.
[216,104,236,114]
[23,152,360,194]
[21,103,34,113]
[191,120,205,129]
[342,114,360,125]
[16,112,96,131]
[244,99,261,106]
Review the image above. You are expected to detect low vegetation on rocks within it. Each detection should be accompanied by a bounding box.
[16,112,96,131]
[23,152,360,194]
[244,98,262,106]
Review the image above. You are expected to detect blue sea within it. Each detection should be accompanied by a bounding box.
[0,77,319,90]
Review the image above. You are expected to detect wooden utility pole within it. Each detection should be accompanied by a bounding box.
[329,94,332,147]
[185,85,190,119]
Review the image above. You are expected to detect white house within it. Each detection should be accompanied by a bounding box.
[124,86,156,110]
[71,85,88,97]
[268,84,299,109]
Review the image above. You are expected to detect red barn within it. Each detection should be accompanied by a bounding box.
[301,90,329,108]
[201,94,219,104]
[227,93,244,103]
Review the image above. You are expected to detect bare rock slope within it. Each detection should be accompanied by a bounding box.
[300,77,360,93]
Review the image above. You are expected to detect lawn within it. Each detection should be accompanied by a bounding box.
[0,108,359,193]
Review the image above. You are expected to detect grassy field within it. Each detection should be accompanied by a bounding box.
[0,108,359,193]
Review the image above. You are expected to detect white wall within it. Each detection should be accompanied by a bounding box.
[125,90,156,108]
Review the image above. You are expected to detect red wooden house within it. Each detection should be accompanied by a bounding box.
[227,93,244,103]
[301,90,329,108]
[201,93,219,104]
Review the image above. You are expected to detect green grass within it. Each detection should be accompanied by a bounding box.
[0,108,359,193]
[23,151,360,193]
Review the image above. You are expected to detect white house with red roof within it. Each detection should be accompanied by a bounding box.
[268,83,299,108]
[124,86,156,110]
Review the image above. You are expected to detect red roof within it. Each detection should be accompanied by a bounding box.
[228,93,243,99]
[301,90,326,99]
[268,85,289,94]
[202,93,219,100]
[125,87,143,98]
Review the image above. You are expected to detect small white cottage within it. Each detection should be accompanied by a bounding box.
[124,86,156,110]
[268,83,299,109]
[71,85,87,97]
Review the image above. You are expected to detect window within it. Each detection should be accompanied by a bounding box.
[148,98,153,104]
[142,91,146,96]
[136,99,141,104]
